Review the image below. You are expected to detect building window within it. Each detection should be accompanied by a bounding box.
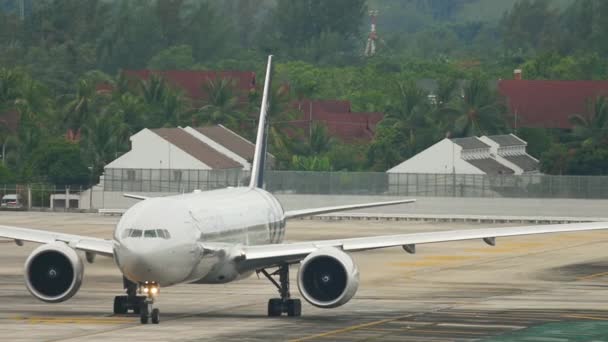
[173,170,182,182]
[127,170,136,181]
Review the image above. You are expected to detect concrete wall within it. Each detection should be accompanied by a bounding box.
[105,129,211,170]
[387,139,483,174]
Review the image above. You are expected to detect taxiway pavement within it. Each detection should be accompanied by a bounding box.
[0,212,607,341]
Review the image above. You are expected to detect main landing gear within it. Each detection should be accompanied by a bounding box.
[113,278,160,324]
[113,277,146,315]
[258,263,302,317]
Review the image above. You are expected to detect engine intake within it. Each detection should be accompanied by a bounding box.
[25,242,84,303]
[297,247,359,308]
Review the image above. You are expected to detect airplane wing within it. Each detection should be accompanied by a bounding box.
[283,199,416,220]
[238,221,608,268]
[0,225,114,257]
[123,193,149,201]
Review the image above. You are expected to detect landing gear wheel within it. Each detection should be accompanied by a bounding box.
[113,296,128,314]
[268,298,282,317]
[287,299,301,317]
[133,296,145,314]
[151,308,160,324]
[259,264,303,317]
[140,304,149,324]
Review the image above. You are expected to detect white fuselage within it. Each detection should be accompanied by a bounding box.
[112,187,285,286]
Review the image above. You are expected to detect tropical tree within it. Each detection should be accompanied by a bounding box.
[139,75,185,127]
[63,78,104,132]
[193,78,244,129]
[307,122,333,155]
[569,96,608,147]
[82,111,129,177]
[291,155,331,171]
[436,76,506,137]
[368,80,434,170]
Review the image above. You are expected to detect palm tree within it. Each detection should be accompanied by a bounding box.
[436,76,506,137]
[569,96,608,147]
[194,78,244,129]
[369,80,435,169]
[82,112,127,175]
[0,69,22,166]
[139,75,185,128]
[63,78,101,131]
[308,122,333,155]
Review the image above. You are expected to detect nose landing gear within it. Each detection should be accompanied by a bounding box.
[113,278,161,324]
[139,281,160,324]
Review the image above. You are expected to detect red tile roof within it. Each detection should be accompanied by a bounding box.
[498,80,608,129]
[293,100,352,114]
[0,110,20,133]
[290,106,384,143]
[123,70,256,101]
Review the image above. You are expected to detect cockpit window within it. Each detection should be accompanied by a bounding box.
[130,229,143,238]
[122,228,170,239]
[156,229,171,239]
[144,230,157,238]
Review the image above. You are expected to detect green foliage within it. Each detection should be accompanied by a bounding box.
[569,96,608,147]
[516,128,553,158]
[0,163,14,183]
[291,155,331,172]
[28,139,90,185]
[0,0,606,177]
[194,78,244,129]
[148,45,195,70]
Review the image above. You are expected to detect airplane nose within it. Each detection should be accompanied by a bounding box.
[118,241,166,283]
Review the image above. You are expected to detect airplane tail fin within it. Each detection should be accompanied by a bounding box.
[249,55,273,189]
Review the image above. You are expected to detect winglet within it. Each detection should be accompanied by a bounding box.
[123,193,149,201]
[249,55,273,188]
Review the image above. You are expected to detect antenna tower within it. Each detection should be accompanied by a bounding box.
[364,10,379,57]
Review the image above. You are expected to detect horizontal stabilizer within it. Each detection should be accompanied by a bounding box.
[283,199,416,220]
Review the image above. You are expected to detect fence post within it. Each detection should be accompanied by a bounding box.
[27,185,32,210]
[65,186,70,211]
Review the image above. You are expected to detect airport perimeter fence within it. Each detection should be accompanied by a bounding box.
[102,169,608,199]
[2,171,608,211]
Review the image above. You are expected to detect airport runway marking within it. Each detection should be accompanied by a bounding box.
[562,314,608,321]
[577,271,608,281]
[11,315,134,325]
[288,313,415,342]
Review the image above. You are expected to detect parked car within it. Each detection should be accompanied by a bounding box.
[1,194,23,209]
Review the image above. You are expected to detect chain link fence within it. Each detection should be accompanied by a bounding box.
[101,169,608,199]
[1,170,607,211]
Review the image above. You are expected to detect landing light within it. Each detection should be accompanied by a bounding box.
[142,281,160,297]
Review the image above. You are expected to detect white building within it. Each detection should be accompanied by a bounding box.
[101,125,267,192]
[387,137,515,176]
[478,134,540,175]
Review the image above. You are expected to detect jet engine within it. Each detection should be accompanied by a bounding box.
[24,242,84,303]
[297,247,359,308]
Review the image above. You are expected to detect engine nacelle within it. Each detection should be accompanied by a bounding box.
[24,242,84,303]
[297,247,359,308]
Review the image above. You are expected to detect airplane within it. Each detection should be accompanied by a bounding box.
[1,56,608,325]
